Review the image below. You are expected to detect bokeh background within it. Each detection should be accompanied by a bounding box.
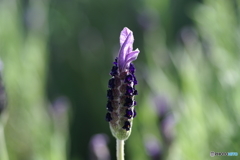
[0,0,240,160]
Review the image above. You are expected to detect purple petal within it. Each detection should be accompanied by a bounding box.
[120,27,134,47]
[118,27,139,71]
[118,33,132,71]
[125,49,140,62]
[124,49,140,68]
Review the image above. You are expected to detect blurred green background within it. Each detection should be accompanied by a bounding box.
[0,0,240,160]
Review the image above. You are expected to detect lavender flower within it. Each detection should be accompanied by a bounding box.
[89,134,110,160]
[0,61,6,116]
[105,27,140,140]
[144,135,162,160]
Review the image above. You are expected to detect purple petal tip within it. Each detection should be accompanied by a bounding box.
[118,27,140,71]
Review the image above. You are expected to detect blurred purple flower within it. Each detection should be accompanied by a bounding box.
[161,114,175,145]
[51,96,69,117]
[118,27,140,72]
[153,95,175,145]
[89,134,110,160]
[0,60,6,116]
[153,95,170,118]
[144,135,162,160]
[180,26,198,45]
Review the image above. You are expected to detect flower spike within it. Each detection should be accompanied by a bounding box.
[105,27,139,140]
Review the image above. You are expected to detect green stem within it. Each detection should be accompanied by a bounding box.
[116,139,124,160]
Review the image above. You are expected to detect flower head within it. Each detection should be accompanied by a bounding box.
[105,27,140,140]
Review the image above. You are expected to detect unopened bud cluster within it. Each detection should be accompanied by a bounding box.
[105,58,138,140]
